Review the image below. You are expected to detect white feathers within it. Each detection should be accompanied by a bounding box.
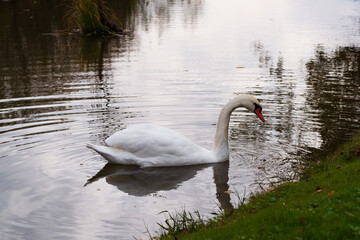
[88,124,215,167]
[87,94,264,167]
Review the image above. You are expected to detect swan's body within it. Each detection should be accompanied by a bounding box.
[87,94,265,168]
[87,124,216,167]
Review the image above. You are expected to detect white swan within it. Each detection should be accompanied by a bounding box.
[87,94,265,168]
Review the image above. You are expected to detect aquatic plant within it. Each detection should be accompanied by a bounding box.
[66,0,121,36]
[156,209,208,239]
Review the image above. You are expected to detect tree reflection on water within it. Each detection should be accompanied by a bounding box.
[305,45,360,159]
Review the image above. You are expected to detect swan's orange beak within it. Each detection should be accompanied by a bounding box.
[255,108,265,122]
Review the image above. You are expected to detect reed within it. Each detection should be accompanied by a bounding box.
[66,0,121,36]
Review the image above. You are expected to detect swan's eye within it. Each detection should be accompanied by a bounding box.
[254,103,265,122]
[254,103,262,113]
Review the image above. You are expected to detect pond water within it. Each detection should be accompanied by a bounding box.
[0,0,359,239]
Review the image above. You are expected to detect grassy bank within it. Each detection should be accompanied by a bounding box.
[159,133,360,240]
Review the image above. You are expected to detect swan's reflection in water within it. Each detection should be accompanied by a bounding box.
[86,162,234,212]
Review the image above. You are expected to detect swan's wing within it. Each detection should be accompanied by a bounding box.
[105,124,202,158]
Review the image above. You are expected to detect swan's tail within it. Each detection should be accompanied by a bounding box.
[86,143,98,150]
[86,143,141,166]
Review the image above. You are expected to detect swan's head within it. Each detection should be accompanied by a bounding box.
[253,101,265,122]
[237,94,265,122]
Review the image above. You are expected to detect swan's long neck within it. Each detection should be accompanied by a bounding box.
[213,96,249,161]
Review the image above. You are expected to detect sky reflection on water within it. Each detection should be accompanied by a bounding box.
[0,0,359,239]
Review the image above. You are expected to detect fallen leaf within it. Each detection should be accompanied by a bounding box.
[248,209,256,214]
[316,189,322,193]
[327,190,335,197]
[298,216,306,222]
[355,149,360,156]
[224,190,234,194]
[257,166,266,170]
[297,227,305,233]
[267,186,275,191]
[236,66,245,69]
[283,202,286,206]
[345,211,354,217]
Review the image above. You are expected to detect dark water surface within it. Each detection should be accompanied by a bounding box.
[1,0,359,239]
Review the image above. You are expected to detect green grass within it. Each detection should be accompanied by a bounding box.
[159,133,360,240]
